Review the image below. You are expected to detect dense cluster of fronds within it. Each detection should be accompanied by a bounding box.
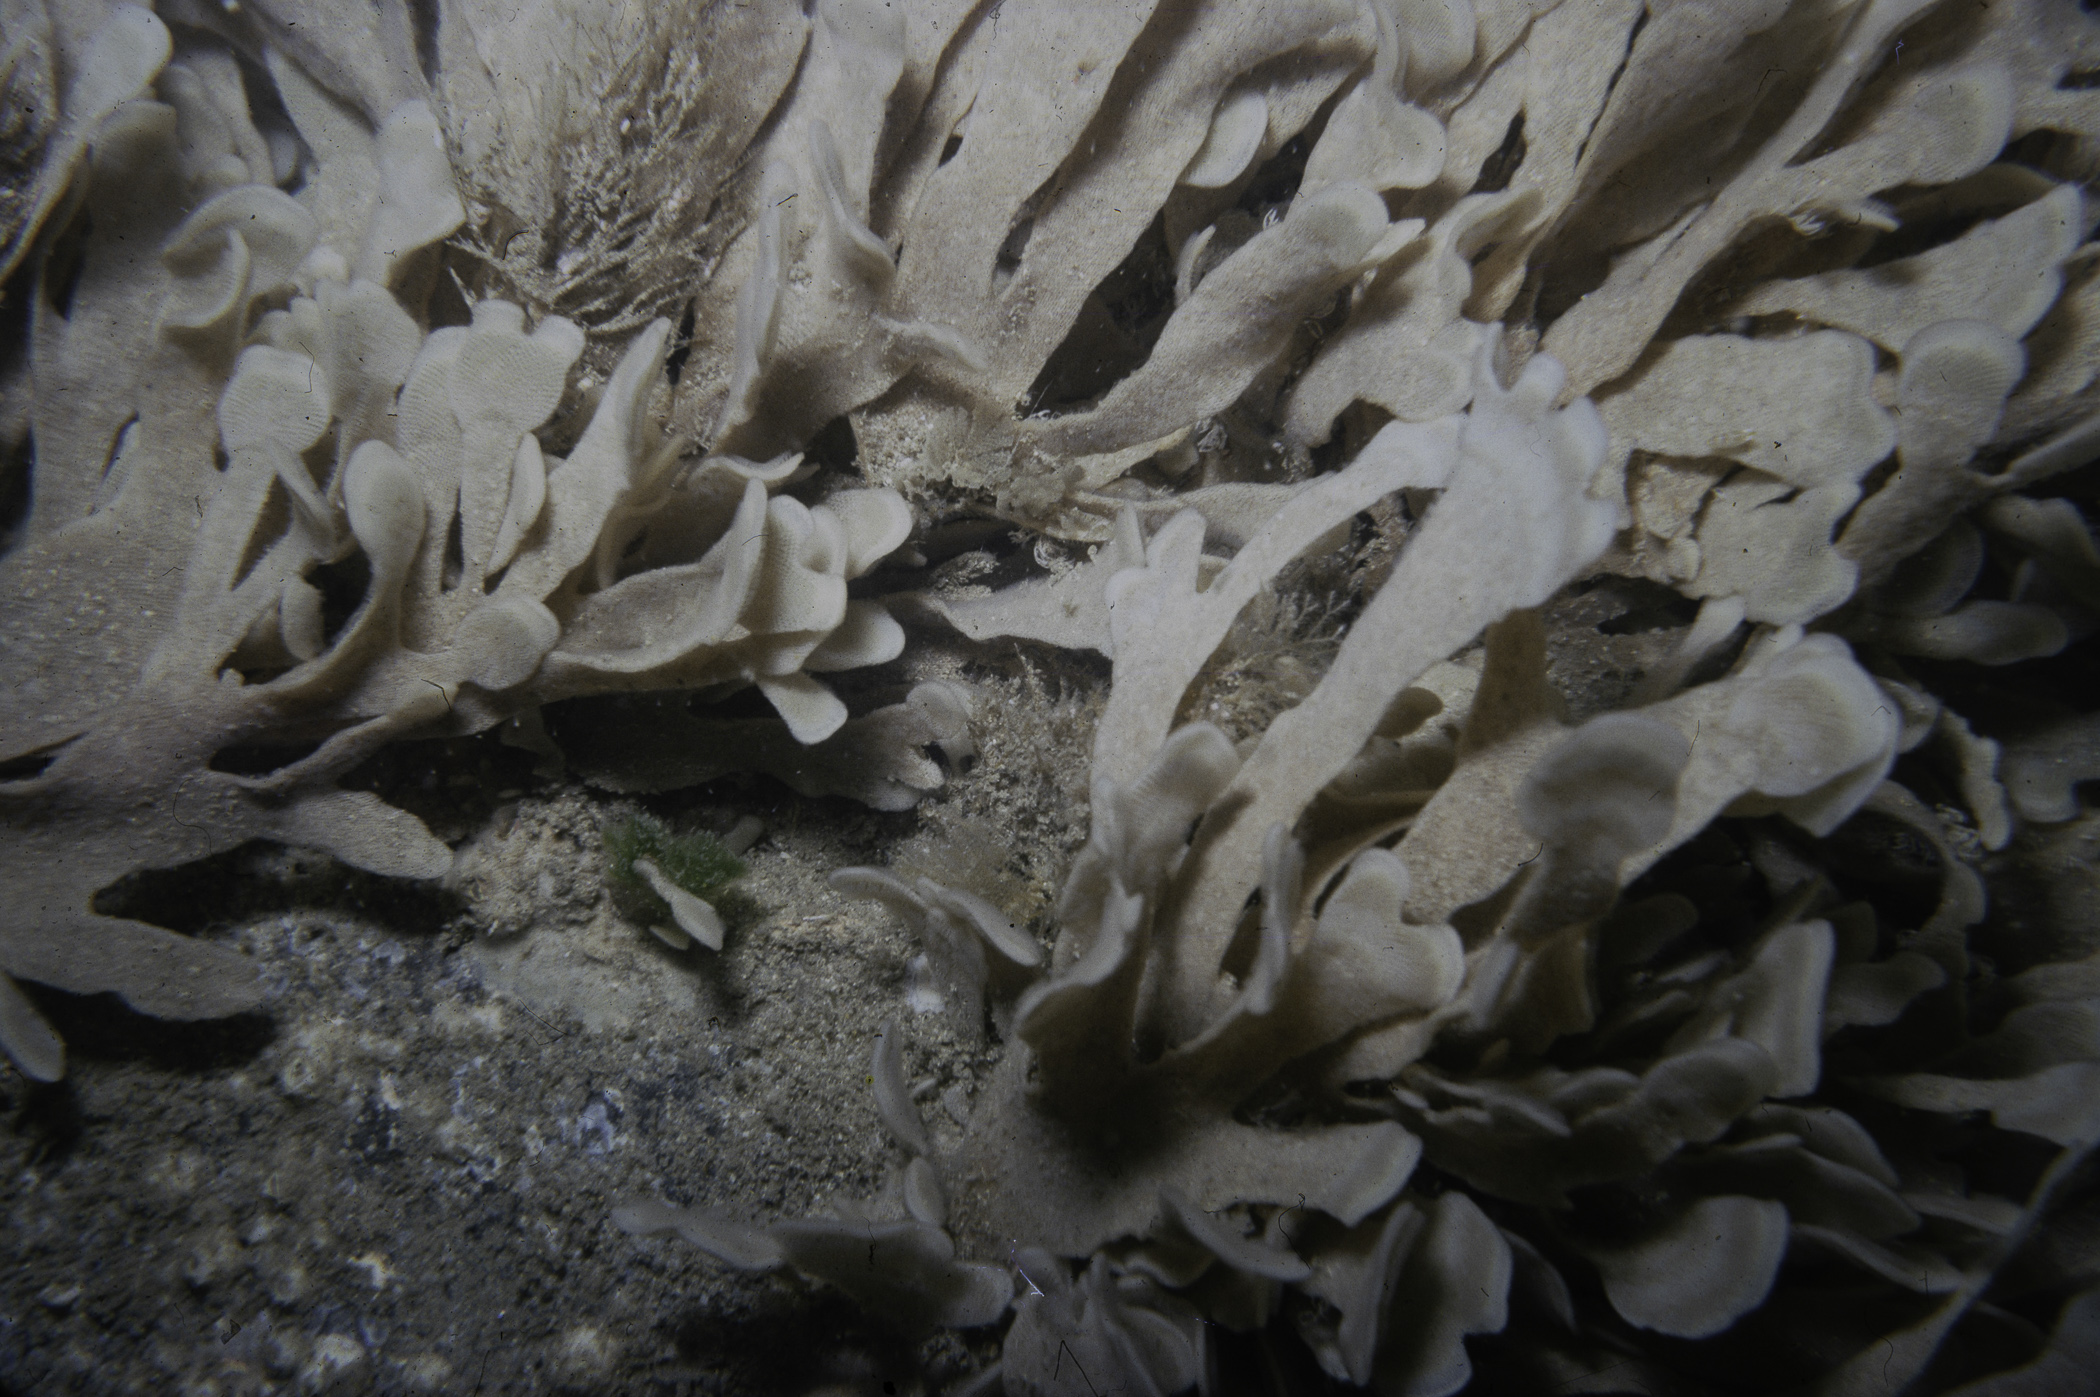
[6,0,2100,1394]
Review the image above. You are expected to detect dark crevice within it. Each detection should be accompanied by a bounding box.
[310,548,372,645]
[339,728,549,844]
[1472,113,1527,195]
[1533,246,1615,327]
[300,425,338,499]
[1999,128,2089,185]
[664,299,697,387]
[1094,214,1178,341]
[1019,215,1176,415]
[10,1077,85,1167]
[440,506,465,591]
[1592,577,1700,635]
[407,0,442,87]
[0,269,28,555]
[1838,453,1907,543]
[230,477,291,590]
[688,682,778,722]
[1854,155,2044,271]
[802,413,859,475]
[669,1292,905,1396]
[1652,219,1814,341]
[0,736,74,783]
[98,414,137,485]
[542,183,574,273]
[993,204,1036,288]
[0,422,31,557]
[1573,8,1647,168]
[229,46,307,190]
[1235,132,1314,219]
[938,133,963,166]
[429,248,477,328]
[43,207,91,320]
[209,737,332,776]
[91,837,463,939]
